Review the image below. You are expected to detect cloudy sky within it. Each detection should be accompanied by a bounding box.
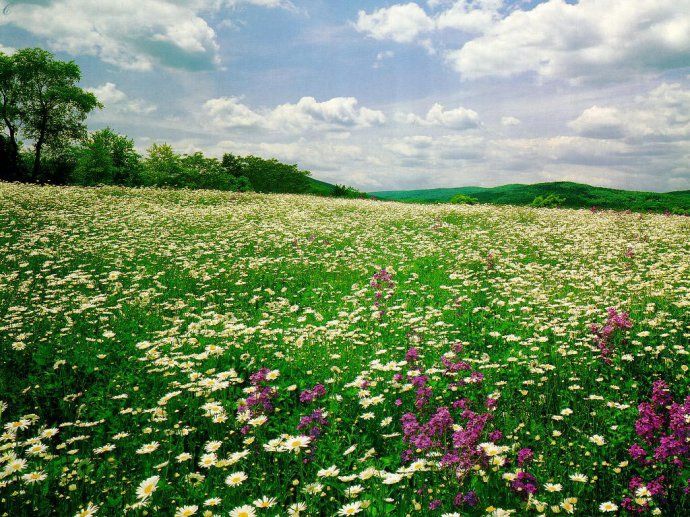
[1,0,689,192]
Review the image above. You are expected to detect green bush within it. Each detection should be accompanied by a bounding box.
[450,194,479,205]
[142,145,252,191]
[531,193,566,208]
[331,184,365,198]
[72,129,142,186]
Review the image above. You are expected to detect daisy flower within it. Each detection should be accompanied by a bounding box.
[136,475,159,500]
[230,506,256,517]
[225,471,248,487]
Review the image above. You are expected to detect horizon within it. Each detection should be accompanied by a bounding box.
[1,0,689,193]
[368,180,690,195]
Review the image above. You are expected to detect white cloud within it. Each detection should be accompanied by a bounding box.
[569,83,690,141]
[214,138,364,172]
[0,43,16,55]
[373,50,395,68]
[87,83,157,115]
[436,0,503,34]
[0,0,290,71]
[355,3,435,43]
[203,97,265,128]
[402,103,480,130]
[568,106,625,139]
[355,1,503,46]
[203,96,386,133]
[500,116,521,127]
[446,0,690,81]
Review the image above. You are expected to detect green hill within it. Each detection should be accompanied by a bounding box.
[371,181,690,214]
[306,176,339,196]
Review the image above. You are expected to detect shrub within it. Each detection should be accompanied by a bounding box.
[450,194,479,205]
[531,193,566,208]
[72,129,142,186]
[331,184,365,198]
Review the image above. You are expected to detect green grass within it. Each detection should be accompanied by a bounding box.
[371,181,690,213]
[1,183,689,516]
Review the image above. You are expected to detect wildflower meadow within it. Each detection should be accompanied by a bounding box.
[1,183,689,516]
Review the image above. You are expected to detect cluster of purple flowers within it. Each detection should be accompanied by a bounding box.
[297,409,329,463]
[299,384,326,404]
[297,408,329,438]
[590,306,634,364]
[238,368,278,435]
[370,268,395,317]
[398,345,501,510]
[510,471,539,499]
[622,380,690,513]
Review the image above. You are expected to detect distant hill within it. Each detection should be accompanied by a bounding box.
[371,181,690,214]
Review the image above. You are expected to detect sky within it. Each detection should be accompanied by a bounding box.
[1,0,689,192]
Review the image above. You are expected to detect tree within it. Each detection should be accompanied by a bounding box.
[0,51,22,180]
[221,153,244,177]
[141,143,186,187]
[72,129,142,186]
[11,48,100,181]
[238,155,311,193]
[450,194,479,205]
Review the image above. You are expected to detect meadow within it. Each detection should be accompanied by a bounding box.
[1,182,689,516]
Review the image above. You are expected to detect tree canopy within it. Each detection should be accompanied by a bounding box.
[0,48,100,181]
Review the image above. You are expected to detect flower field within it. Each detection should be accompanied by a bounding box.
[1,183,689,516]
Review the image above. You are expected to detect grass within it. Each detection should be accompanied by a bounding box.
[371,181,690,214]
[1,182,689,516]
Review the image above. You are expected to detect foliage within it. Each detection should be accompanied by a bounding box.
[331,183,366,198]
[531,193,566,208]
[1,184,689,515]
[142,144,250,191]
[373,181,690,214]
[0,48,100,179]
[450,193,479,205]
[233,154,312,194]
[72,129,142,186]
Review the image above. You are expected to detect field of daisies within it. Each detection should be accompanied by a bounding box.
[1,182,689,517]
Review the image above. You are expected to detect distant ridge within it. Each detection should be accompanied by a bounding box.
[370,181,690,214]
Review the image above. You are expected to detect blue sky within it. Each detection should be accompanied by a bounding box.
[1,0,689,191]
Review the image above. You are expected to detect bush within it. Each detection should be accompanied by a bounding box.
[236,155,312,194]
[331,184,366,198]
[72,129,142,186]
[450,194,479,205]
[531,193,566,208]
[142,145,252,191]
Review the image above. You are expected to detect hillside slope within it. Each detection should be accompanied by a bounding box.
[372,181,690,213]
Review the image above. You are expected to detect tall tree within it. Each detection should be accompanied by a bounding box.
[73,128,142,186]
[12,48,100,180]
[0,51,22,180]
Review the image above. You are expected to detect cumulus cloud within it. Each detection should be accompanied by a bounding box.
[569,83,690,141]
[355,3,435,43]
[402,103,480,130]
[86,83,157,115]
[214,138,364,172]
[446,0,690,81]
[435,0,503,34]
[0,0,290,71]
[355,1,503,45]
[203,96,386,133]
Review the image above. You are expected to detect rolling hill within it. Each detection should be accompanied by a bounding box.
[371,181,690,213]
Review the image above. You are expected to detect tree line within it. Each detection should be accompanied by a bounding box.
[0,48,364,198]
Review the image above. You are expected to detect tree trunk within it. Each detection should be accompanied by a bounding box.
[33,135,44,181]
